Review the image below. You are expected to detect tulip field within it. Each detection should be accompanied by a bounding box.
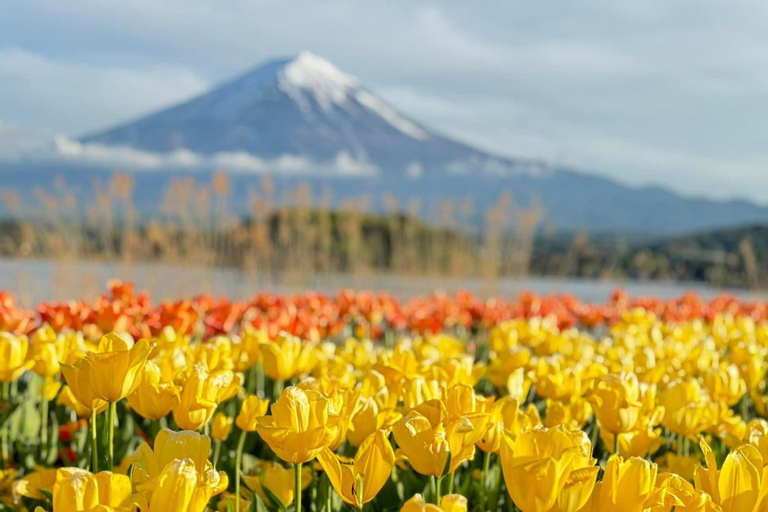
[3,283,768,511]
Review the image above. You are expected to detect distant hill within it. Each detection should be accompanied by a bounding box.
[532,224,768,288]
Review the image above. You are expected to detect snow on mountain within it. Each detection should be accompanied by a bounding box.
[79,52,539,178]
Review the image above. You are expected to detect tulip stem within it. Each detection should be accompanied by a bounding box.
[445,472,454,495]
[107,402,116,470]
[436,474,442,503]
[256,363,265,398]
[274,379,284,397]
[482,451,491,510]
[235,430,247,512]
[742,394,750,421]
[1,382,9,469]
[90,408,99,472]
[40,388,49,457]
[325,473,332,512]
[430,476,438,504]
[213,439,222,470]
[295,462,303,512]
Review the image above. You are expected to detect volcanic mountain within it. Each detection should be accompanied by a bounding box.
[3,51,768,234]
[80,51,542,178]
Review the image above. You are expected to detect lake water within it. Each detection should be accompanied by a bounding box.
[0,257,764,306]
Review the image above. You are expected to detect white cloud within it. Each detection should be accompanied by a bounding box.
[40,137,379,177]
[53,137,201,168]
[333,152,378,176]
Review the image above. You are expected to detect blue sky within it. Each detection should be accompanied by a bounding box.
[2,1,768,202]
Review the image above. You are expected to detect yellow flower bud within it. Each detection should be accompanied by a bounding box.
[0,332,32,382]
[235,395,270,432]
[127,360,181,420]
[211,412,233,441]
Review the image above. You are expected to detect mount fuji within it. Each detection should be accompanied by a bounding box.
[3,51,768,235]
[79,51,543,178]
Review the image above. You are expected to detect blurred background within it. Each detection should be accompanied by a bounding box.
[2,1,768,304]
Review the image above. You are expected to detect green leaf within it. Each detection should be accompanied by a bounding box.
[7,399,41,444]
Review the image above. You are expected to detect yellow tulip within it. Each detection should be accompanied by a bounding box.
[486,350,532,392]
[401,377,441,410]
[644,473,720,512]
[40,376,62,401]
[29,329,62,377]
[60,359,108,412]
[172,365,242,431]
[589,455,658,512]
[732,343,768,392]
[12,467,57,501]
[658,380,717,438]
[500,425,598,512]
[255,386,346,464]
[694,439,765,512]
[52,468,133,512]
[430,355,485,389]
[704,364,747,407]
[347,397,402,447]
[535,365,582,402]
[236,395,270,432]
[84,333,152,403]
[140,458,228,512]
[401,493,468,512]
[312,355,358,390]
[242,462,313,509]
[440,386,491,471]
[392,406,450,477]
[216,492,252,512]
[0,332,32,382]
[477,397,536,453]
[323,389,359,451]
[186,335,235,372]
[260,332,319,382]
[211,412,233,441]
[231,326,267,372]
[129,428,222,489]
[317,429,395,507]
[57,385,94,418]
[600,406,665,457]
[544,398,593,430]
[127,360,181,420]
[655,453,700,482]
[587,373,642,434]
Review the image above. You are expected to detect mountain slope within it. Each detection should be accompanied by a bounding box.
[81,52,543,178]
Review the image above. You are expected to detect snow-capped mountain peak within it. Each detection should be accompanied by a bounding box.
[276,52,426,140]
[278,51,358,112]
[79,51,538,178]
